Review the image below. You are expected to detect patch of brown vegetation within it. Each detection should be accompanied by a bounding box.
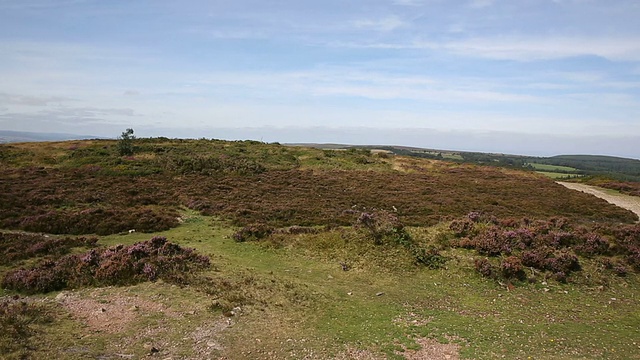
[402,338,460,360]
[1,140,636,236]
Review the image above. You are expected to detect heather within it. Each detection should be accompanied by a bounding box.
[2,236,210,294]
[1,140,636,236]
[1,139,639,359]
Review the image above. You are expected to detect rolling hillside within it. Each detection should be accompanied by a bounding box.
[1,138,639,359]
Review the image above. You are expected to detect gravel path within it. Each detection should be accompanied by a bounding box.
[557,182,640,220]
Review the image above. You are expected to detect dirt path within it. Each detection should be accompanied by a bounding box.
[557,182,640,220]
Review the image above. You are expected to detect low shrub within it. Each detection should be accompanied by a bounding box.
[232,223,275,242]
[520,248,551,269]
[449,218,475,237]
[577,233,610,256]
[6,207,179,236]
[355,210,410,246]
[500,256,525,280]
[413,246,448,269]
[545,251,581,274]
[0,232,97,265]
[1,237,210,294]
[474,258,494,278]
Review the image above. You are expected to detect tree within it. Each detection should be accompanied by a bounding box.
[117,128,136,156]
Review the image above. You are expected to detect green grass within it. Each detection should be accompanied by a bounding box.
[442,153,464,161]
[536,171,583,179]
[2,138,640,359]
[528,163,580,173]
[2,212,640,359]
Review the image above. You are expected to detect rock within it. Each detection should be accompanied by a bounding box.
[55,292,67,301]
[144,344,160,354]
[376,292,384,296]
[230,307,242,316]
[129,305,139,311]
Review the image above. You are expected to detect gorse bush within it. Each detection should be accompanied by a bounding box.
[1,237,210,294]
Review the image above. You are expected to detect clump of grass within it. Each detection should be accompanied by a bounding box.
[0,297,53,358]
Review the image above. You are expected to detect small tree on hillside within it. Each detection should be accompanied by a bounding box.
[117,128,136,156]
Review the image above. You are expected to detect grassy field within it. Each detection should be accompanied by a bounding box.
[2,214,639,359]
[535,171,583,179]
[527,163,583,179]
[527,163,580,173]
[1,139,640,359]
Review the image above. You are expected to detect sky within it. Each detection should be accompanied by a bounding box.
[1,0,639,158]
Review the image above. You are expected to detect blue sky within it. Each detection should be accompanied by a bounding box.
[1,0,639,157]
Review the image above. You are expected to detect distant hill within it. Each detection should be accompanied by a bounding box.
[0,130,102,143]
[290,143,640,182]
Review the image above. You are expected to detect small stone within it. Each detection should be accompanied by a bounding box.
[144,344,160,354]
[129,305,139,311]
[376,292,384,296]
[327,275,334,279]
[347,292,353,296]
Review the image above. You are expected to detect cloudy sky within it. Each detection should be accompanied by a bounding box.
[1,0,639,157]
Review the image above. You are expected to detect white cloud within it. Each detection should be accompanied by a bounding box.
[0,93,75,106]
[341,36,640,62]
[392,0,424,6]
[469,0,496,8]
[353,16,406,32]
[439,36,640,61]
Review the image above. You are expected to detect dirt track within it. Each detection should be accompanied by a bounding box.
[557,182,640,220]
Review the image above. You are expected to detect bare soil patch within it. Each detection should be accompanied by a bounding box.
[55,288,179,333]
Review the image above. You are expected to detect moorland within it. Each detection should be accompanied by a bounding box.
[1,137,639,359]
